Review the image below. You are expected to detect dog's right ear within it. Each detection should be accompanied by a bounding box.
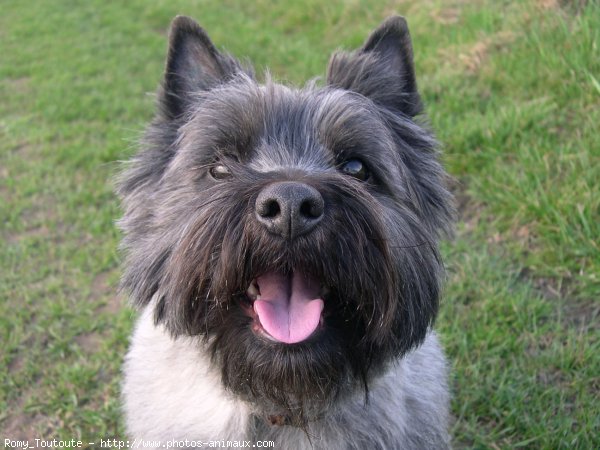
[159,16,241,120]
[327,16,422,117]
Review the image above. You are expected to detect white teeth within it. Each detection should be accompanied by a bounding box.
[246,281,260,300]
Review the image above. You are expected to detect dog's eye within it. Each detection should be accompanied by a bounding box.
[340,159,369,181]
[209,164,232,180]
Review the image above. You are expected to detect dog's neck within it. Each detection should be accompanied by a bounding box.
[260,409,325,428]
[266,413,291,426]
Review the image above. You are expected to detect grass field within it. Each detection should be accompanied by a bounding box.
[1,0,598,447]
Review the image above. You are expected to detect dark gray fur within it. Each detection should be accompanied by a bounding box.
[119,15,454,448]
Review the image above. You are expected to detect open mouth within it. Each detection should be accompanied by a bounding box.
[242,271,328,344]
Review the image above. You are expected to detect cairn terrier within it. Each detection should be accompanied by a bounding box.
[119,15,454,449]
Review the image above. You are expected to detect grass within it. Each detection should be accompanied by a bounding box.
[1,0,598,447]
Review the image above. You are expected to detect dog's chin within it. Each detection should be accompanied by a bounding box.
[209,275,371,424]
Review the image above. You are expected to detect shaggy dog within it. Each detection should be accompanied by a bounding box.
[119,15,454,449]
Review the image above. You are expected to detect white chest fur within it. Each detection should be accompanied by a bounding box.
[122,307,450,449]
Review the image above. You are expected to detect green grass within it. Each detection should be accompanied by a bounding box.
[1,0,598,447]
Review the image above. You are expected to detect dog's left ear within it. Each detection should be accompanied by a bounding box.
[159,16,243,120]
[327,16,422,117]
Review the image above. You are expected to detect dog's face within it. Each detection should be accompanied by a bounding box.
[119,16,453,422]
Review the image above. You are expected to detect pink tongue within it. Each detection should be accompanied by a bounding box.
[253,272,324,344]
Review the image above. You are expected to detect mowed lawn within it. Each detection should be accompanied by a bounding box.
[1,0,598,447]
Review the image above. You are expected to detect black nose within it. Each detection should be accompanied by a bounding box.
[255,182,324,239]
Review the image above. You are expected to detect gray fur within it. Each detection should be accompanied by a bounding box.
[123,306,450,449]
[119,15,454,448]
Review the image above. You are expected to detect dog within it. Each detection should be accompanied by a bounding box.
[118,15,454,449]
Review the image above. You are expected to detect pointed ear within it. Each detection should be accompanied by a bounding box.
[159,16,242,120]
[327,16,422,117]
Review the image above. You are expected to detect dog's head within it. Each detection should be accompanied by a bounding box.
[118,16,453,422]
